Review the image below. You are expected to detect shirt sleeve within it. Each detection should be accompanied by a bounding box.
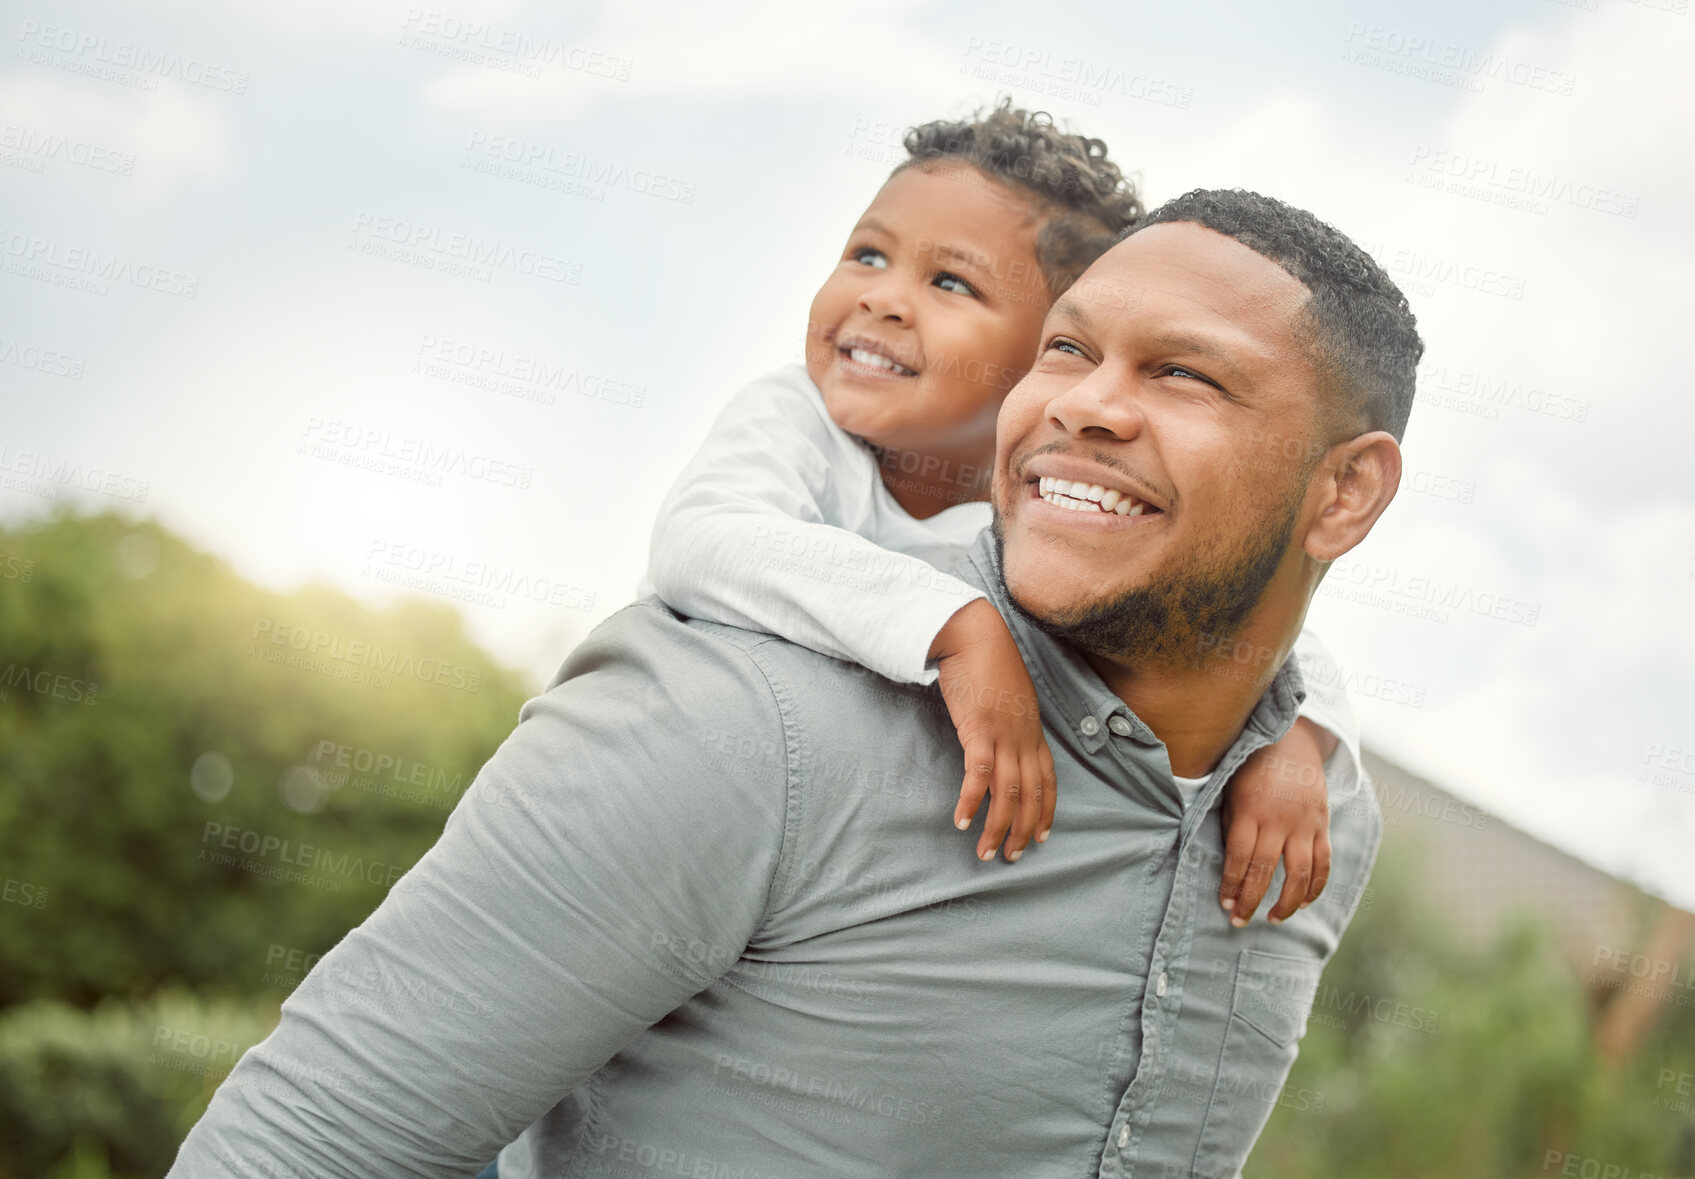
[1290,626,1365,802]
[165,605,792,1179]
[646,369,986,686]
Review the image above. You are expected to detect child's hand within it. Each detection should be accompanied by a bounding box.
[929,599,1056,863]
[1218,717,1337,927]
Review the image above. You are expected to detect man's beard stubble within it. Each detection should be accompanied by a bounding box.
[990,488,1303,671]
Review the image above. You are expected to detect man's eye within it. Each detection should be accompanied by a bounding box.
[851,247,888,269]
[935,272,977,296]
[1046,337,1086,357]
[1160,363,1222,389]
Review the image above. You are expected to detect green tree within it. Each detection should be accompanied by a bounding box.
[0,510,531,1008]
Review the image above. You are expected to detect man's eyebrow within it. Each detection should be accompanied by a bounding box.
[1145,330,1255,386]
[1048,296,1095,330]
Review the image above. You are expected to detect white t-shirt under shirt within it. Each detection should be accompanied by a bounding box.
[643,363,1366,800]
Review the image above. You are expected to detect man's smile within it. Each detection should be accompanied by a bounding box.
[1016,454,1167,529]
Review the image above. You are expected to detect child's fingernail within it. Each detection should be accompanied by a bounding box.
[1037,828,1050,843]
[1007,848,1022,862]
[955,818,970,830]
[1231,916,1246,928]
[1221,898,1235,911]
[980,848,996,862]
[1269,915,1282,925]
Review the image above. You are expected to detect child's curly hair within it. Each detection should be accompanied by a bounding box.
[897,97,1144,295]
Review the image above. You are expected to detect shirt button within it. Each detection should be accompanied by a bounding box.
[1080,716,1101,737]
[1117,1125,1130,1149]
[1156,971,1169,998]
[1107,716,1133,737]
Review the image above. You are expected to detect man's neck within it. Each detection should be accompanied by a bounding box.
[1079,627,1293,777]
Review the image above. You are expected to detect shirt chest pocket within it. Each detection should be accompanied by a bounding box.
[1191,949,1324,1179]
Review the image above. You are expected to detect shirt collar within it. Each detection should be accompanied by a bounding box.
[957,527,1307,775]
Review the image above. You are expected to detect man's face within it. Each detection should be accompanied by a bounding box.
[805,164,1052,464]
[992,222,1327,664]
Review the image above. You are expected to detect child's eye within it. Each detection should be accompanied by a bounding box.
[934,271,977,297]
[851,247,888,269]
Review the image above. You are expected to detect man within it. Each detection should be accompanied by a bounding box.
[168,188,1420,1179]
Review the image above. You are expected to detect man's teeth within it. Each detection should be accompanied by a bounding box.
[845,346,915,376]
[1037,476,1149,516]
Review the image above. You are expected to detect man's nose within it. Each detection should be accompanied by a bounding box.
[1047,364,1145,441]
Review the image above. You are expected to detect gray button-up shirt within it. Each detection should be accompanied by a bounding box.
[168,530,1381,1179]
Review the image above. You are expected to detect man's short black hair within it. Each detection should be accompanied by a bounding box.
[897,98,1144,296]
[1130,189,1423,443]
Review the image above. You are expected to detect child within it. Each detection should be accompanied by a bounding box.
[644,100,1358,928]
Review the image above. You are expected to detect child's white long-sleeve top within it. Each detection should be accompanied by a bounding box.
[644,363,1367,797]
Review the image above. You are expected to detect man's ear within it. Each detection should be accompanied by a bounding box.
[1303,431,1402,563]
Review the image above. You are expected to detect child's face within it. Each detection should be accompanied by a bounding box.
[805,164,1052,467]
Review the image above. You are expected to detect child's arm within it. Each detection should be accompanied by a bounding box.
[647,370,1054,860]
[1216,628,1363,926]
[928,598,1056,862]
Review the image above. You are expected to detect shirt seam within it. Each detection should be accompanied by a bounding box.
[703,628,802,923]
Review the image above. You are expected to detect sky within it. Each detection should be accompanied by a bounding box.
[3,0,1693,909]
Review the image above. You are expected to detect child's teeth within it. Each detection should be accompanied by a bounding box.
[847,347,913,375]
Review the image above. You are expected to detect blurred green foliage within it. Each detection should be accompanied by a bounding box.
[2,511,1691,1178]
[1251,849,1695,1177]
[0,510,530,1008]
[0,991,279,1179]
